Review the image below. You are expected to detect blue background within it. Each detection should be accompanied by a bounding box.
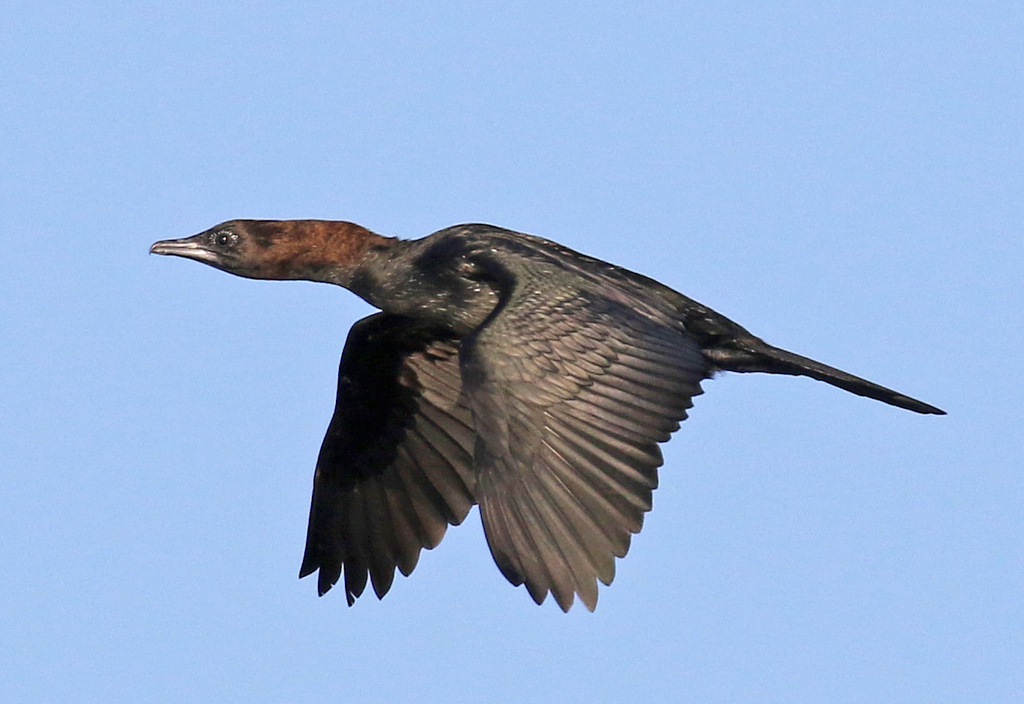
[2,2,1020,702]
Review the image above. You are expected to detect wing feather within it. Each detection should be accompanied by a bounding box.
[463,262,711,610]
[299,313,476,604]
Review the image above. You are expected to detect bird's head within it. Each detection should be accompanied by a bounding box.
[150,219,390,284]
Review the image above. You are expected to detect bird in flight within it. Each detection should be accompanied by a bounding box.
[151,220,943,611]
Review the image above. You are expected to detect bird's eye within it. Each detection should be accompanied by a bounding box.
[214,231,233,248]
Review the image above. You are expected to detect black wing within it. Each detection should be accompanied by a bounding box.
[299,313,476,604]
[461,258,712,611]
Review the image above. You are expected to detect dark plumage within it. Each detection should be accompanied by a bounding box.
[151,219,944,611]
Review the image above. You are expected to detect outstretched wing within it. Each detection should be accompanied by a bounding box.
[299,313,476,604]
[462,256,712,611]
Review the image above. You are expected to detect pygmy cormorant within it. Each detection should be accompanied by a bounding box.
[151,220,943,611]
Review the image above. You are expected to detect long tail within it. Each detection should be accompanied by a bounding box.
[704,339,945,415]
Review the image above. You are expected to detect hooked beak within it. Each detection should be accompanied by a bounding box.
[149,234,217,264]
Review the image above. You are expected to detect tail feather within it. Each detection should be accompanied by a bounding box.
[705,340,945,415]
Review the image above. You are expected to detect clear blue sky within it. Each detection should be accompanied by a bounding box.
[2,2,1021,702]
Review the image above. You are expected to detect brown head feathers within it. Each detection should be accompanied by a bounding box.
[150,219,393,284]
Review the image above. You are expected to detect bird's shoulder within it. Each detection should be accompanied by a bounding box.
[419,224,671,310]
